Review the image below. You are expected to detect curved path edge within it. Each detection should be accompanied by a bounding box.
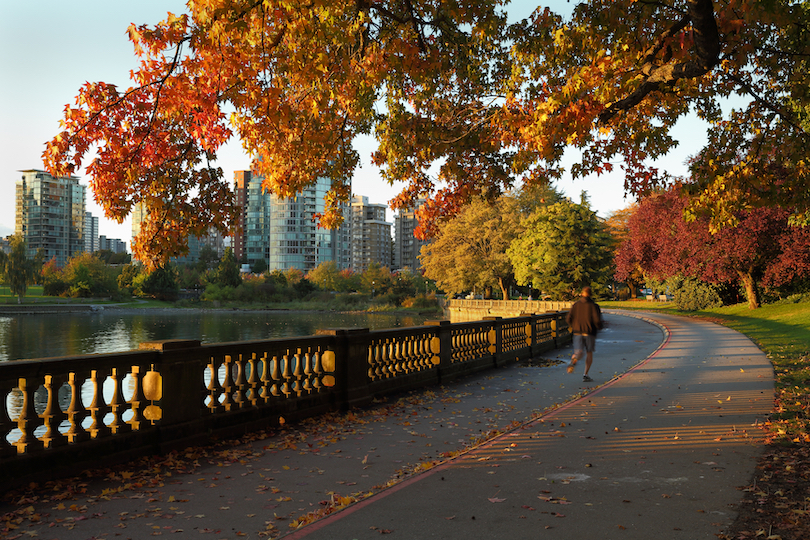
[291,311,774,540]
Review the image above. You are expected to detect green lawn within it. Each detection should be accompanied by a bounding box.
[604,299,810,443]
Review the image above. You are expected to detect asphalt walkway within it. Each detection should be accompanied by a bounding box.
[1,311,774,540]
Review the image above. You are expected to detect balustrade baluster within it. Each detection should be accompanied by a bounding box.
[311,348,323,390]
[65,372,90,443]
[128,365,147,430]
[381,341,392,378]
[0,380,17,458]
[256,353,271,402]
[292,348,305,396]
[406,338,416,372]
[220,356,235,411]
[366,345,376,380]
[14,377,43,454]
[233,354,247,408]
[206,360,224,414]
[87,370,111,439]
[246,353,259,406]
[280,351,293,396]
[41,374,68,448]
[269,354,282,397]
[393,340,404,375]
[107,368,131,434]
[302,349,313,394]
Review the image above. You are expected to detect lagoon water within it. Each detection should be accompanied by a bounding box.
[0,309,432,362]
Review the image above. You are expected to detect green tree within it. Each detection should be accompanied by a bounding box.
[307,261,341,291]
[360,263,392,297]
[196,244,220,272]
[117,263,142,297]
[507,196,614,300]
[251,258,268,275]
[421,196,522,300]
[62,252,118,298]
[213,248,242,288]
[0,236,43,303]
[137,264,179,301]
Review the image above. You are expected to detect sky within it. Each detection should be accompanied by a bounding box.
[0,1,707,245]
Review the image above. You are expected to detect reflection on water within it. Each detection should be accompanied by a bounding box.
[0,310,428,362]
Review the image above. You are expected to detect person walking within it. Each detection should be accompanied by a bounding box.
[565,286,603,383]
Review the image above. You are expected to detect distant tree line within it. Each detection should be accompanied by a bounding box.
[1,240,437,311]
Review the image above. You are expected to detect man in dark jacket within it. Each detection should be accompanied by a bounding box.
[565,286,603,383]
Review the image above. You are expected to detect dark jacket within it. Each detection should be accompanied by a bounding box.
[566,297,603,335]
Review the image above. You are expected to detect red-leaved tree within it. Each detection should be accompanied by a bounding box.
[616,188,809,309]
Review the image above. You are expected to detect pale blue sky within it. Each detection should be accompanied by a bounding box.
[0,1,704,242]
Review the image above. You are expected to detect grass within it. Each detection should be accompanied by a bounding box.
[604,299,810,444]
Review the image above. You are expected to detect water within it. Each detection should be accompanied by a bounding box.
[0,309,433,362]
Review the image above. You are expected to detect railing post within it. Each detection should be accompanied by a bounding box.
[139,340,204,427]
[425,320,452,369]
[530,314,542,358]
[482,317,503,365]
[317,328,372,410]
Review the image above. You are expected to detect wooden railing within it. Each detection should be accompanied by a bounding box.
[0,312,570,489]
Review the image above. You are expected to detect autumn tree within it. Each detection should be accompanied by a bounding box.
[0,236,43,303]
[307,261,342,292]
[616,187,810,309]
[507,195,613,300]
[44,1,509,266]
[44,1,810,265]
[604,204,644,298]
[60,252,119,298]
[360,263,392,297]
[503,0,810,230]
[420,196,522,300]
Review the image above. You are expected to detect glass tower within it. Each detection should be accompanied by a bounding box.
[15,169,85,267]
[241,173,350,273]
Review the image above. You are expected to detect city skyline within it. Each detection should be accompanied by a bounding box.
[1,1,705,243]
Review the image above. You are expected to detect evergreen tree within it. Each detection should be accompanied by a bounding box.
[214,248,242,288]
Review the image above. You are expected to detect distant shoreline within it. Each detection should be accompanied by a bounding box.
[0,303,439,318]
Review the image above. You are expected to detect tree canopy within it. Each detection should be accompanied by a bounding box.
[420,196,523,299]
[0,236,43,303]
[615,187,810,308]
[507,195,614,299]
[44,1,810,264]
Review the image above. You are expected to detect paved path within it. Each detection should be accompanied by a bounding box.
[2,311,773,540]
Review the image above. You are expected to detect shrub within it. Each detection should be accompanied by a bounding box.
[668,276,723,311]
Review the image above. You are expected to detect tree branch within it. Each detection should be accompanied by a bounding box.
[598,0,720,124]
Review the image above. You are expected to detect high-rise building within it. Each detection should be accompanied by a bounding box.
[393,201,430,272]
[350,195,392,272]
[84,212,99,253]
[233,170,250,262]
[131,201,223,265]
[15,169,85,267]
[235,171,351,273]
[98,236,127,254]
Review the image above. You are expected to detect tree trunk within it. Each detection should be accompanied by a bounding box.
[498,277,509,301]
[738,270,760,309]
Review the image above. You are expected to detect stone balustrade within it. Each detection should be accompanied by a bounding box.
[0,312,571,489]
[444,298,573,322]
